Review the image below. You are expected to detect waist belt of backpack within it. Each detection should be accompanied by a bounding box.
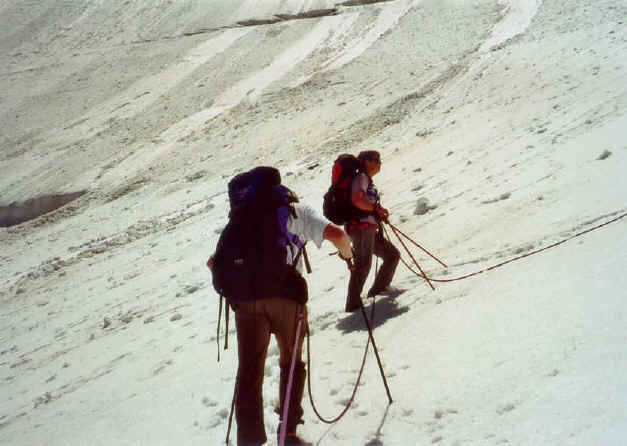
[346,220,378,233]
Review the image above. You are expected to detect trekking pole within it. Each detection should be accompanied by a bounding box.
[217,296,223,362]
[384,222,435,291]
[385,221,447,268]
[279,309,306,446]
[225,375,237,444]
[359,303,393,404]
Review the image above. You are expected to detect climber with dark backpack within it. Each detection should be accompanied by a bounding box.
[208,166,353,446]
[324,151,400,312]
[212,166,308,304]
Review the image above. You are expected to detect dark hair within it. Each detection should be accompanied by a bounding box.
[357,150,381,162]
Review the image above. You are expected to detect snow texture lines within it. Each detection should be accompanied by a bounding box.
[480,0,543,52]
[48,28,251,147]
[157,14,347,147]
[323,0,421,72]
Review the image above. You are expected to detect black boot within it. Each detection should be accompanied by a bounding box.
[277,428,312,445]
[345,294,363,312]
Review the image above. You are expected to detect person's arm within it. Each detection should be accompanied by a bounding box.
[351,190,389,220]
[351,189,375,212]
[323,224,353,260]
[290,205,353,261]
[207,255,214,271]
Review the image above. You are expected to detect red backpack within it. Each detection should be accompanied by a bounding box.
[322,154,363,225]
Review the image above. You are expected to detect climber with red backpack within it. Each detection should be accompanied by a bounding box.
[323,150,400,312]
[208,166,353,446]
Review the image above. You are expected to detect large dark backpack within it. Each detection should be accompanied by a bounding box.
[212,166,308,306]
[322,154,364,225]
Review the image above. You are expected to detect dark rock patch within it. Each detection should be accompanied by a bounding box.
[0,191,86,227]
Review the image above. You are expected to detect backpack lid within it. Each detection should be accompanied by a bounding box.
[331,154,362,185]
[228,166,281,212]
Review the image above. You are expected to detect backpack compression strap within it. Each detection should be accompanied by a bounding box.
[291,242,312,274]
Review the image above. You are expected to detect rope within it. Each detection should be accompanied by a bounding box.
[382,222,434,290]
[382,222,434,285]
[385,221,447,268]
[224,209,625,440]
[306,300,376,423]
[390,210,627,284]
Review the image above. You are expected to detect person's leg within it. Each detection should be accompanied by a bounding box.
[345,227,376,311]
[234,301,271,446]
[368,230,400,296]
[268,299,308,435]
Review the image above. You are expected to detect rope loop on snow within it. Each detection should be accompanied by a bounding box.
[306,299,376,424]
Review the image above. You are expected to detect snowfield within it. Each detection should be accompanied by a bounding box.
[1,0,626,445]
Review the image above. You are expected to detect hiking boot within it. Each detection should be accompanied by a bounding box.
[367,285,404,298]
[345,296,363,312]
[277,432,312,446]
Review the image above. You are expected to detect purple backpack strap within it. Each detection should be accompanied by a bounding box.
[277,205,304,250]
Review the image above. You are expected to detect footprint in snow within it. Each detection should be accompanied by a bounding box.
[202,397,218,407]
[497,403,516,414]
[481,192,511,204]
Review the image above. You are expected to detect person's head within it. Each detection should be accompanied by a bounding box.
[358,150,382,177]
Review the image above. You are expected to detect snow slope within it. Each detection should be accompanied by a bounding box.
[1,0,626,445]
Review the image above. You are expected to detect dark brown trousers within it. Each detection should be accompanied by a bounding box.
[346,226,400,310]
[233,298,307,445]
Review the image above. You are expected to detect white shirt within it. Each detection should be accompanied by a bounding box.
[286,204,329,271]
